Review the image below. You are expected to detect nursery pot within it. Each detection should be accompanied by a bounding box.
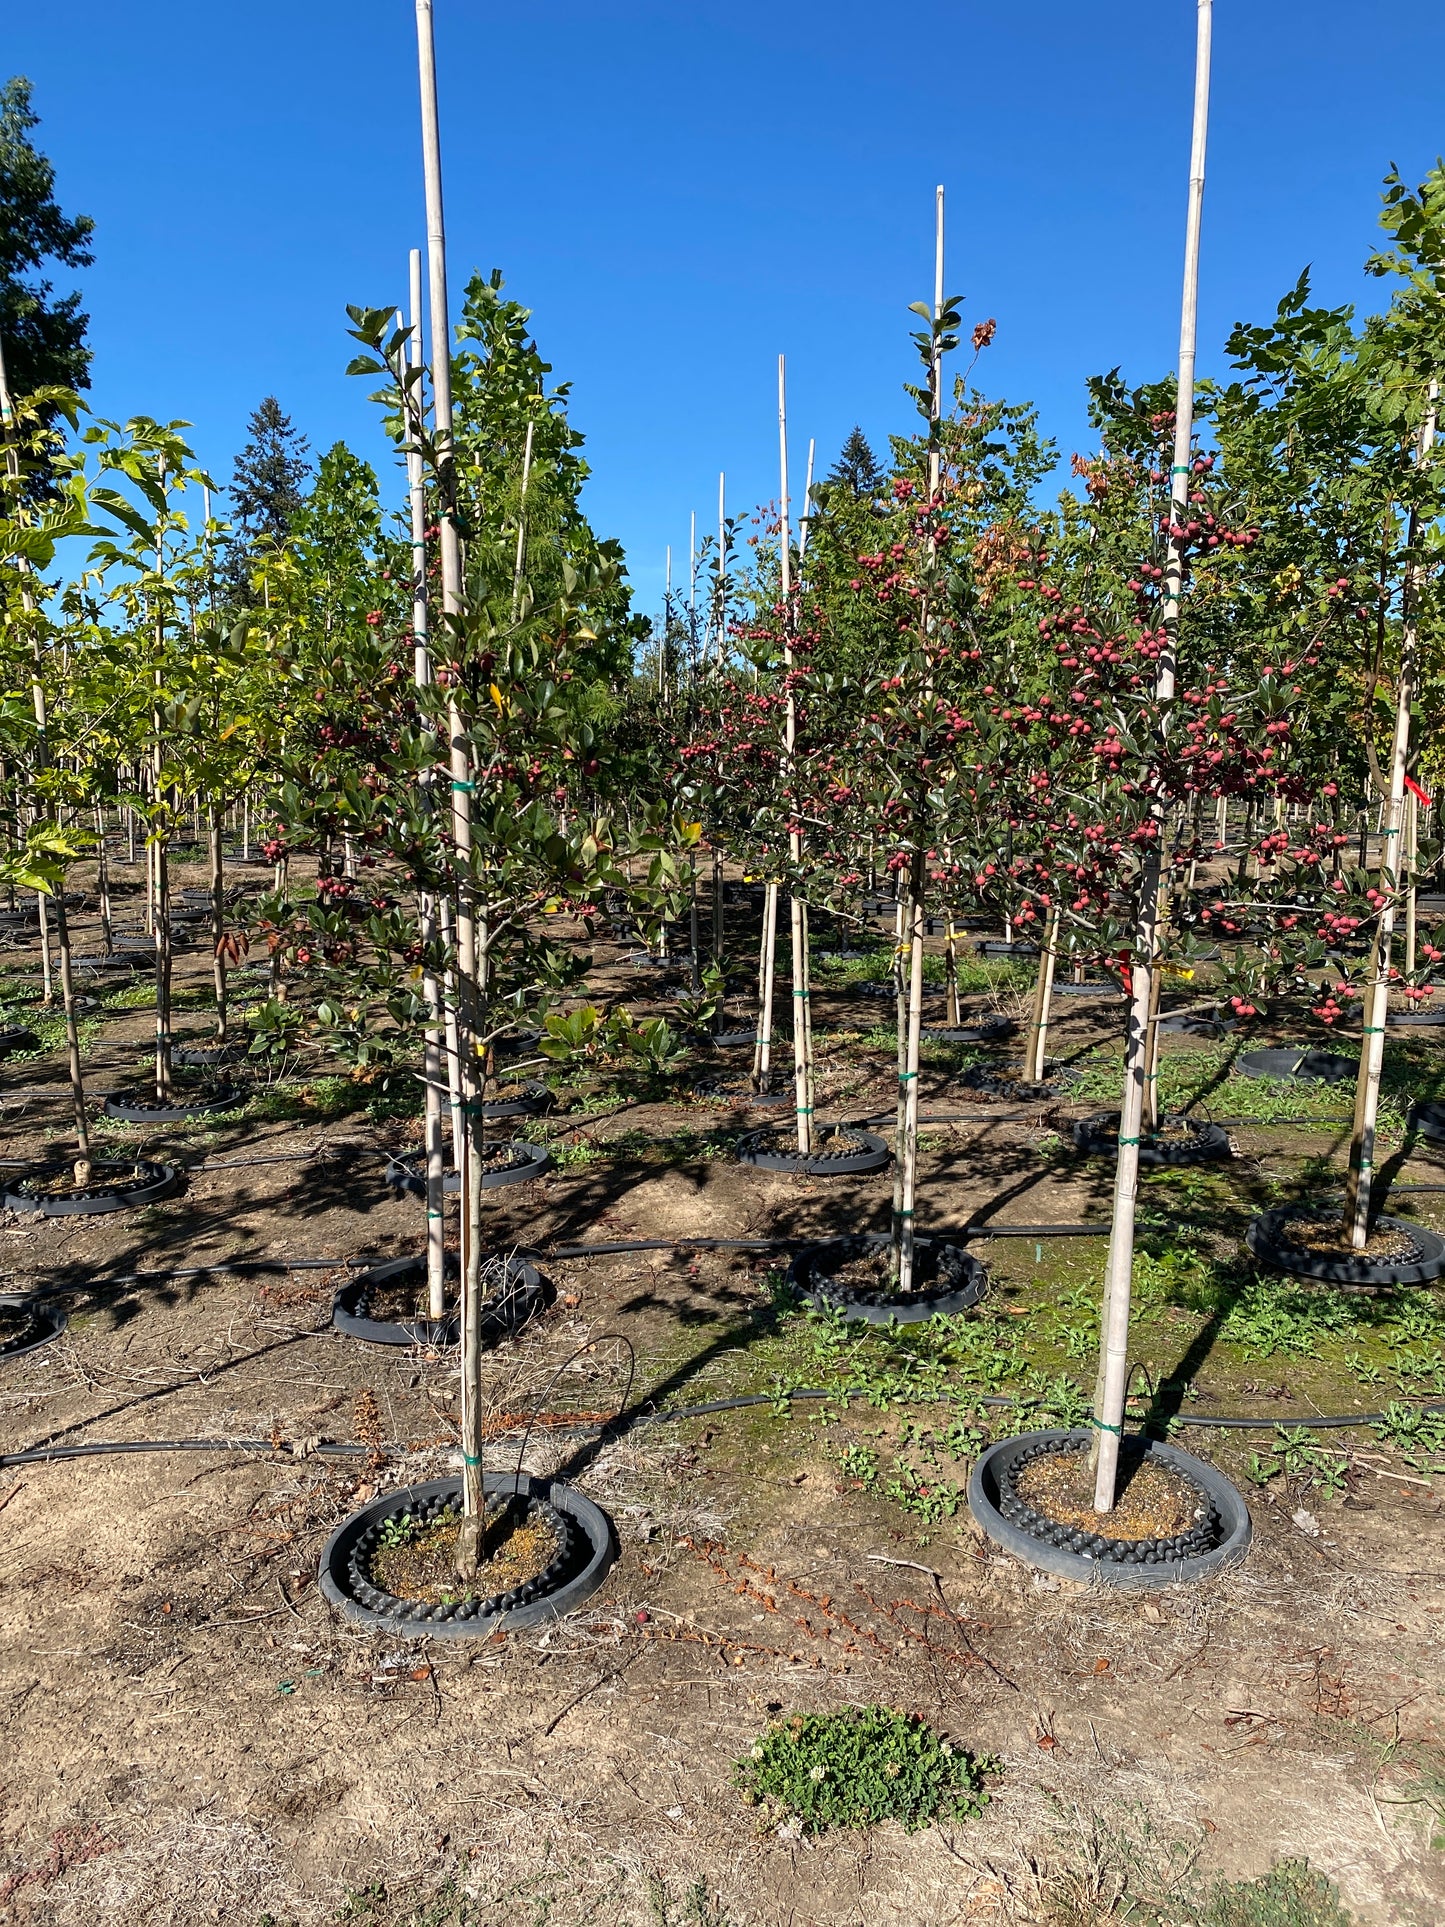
[736,1125,890,1176]
[967,1429,1252,1589]
[1245,1206,1445,1288]
[787,1231,986,1324]
[319,1471,615,1637]
[332,1251,548,1348]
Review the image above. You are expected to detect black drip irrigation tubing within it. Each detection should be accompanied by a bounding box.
[629,1386,1445,1434]
[6,1224,1445,1469]
[0,1436,373,1468]
[6,1386,1443,1472]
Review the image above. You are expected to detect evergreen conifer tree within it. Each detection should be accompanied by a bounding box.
[0,76,94,401]
[222,396,311,603]
[826,425,884,497]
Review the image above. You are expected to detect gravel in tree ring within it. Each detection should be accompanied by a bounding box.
[997,1436,1222,1565]
[347,1491,577,1622]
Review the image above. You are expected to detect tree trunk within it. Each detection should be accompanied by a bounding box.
[789,892,812,1154]
[154,838,173,1102]
[1343,379,1437,1249]
[753,880,779,1093]
[1090,868,1162,1507]
[51,893,92,1186]
[36,887,53,1005]
[1023,905,1059,1083]
[892,849,928,1291]
[209,805,228,1043]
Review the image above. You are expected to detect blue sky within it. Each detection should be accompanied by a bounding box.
[9,3,1445,616]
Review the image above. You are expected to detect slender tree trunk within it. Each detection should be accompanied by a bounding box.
[944,911,960,1026]
[893,847,928,1290]
[711,848,724,965]
[1405,787,1418,983]
[209,804,228,1043]
[96,805,113,953]
[753,881,779,1092]
[1091,902,1160,1507]
[36,885,53,1005]
[891,889,908,1232]
[689,858,701,992]
[154,838,173,1103]
[789,893,812,1153]
[438,894,466,1167]
[1344,380,1438,1249]
[52,895,92,1184]
[1023,905,1059,1084]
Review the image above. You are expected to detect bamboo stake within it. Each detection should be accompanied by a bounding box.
[1344,380,1439,1249]
[416,0,487,1562]
[779,356,813,1154]
[407,252,450,1322]
[1093,0,1211,1513]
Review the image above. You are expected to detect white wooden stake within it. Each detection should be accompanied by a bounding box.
[405,249,450,1321]
[415,0,485,1549]
[1093,0,1212,1514]
[779,356,813,1155]
[1344,380,1439,1249]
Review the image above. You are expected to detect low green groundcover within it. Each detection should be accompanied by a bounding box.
[735,1704,990,1833]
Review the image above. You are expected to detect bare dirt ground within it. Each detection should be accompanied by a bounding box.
[0,863,1442,1925]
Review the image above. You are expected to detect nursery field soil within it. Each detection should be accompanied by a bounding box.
[1281,1218,1421,1262]
[1013,1446,1202,1541]
[0,865,1442,1924]
[361,1277,450,1325]
[367,1504,558,1605]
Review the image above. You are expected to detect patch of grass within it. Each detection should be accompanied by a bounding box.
[1001,1807,1354,1927]
[1067,1038,1420,1132]
[645,1875,735,1926]
[9,1007,103,1060]
[1182,1860,1356,1927]
[735,1705,991,1834]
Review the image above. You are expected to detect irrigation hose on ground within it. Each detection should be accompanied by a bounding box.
[4,1227,1444,1467]
[4,1384,1443,1471]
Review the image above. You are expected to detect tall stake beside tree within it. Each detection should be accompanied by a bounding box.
[778,355,815,1152]
[415,0,487,1565]
[893,183,948,1293]
[1092,0,1212,1514]
[405,246,450,1321]
[1343,379,1439,1248]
